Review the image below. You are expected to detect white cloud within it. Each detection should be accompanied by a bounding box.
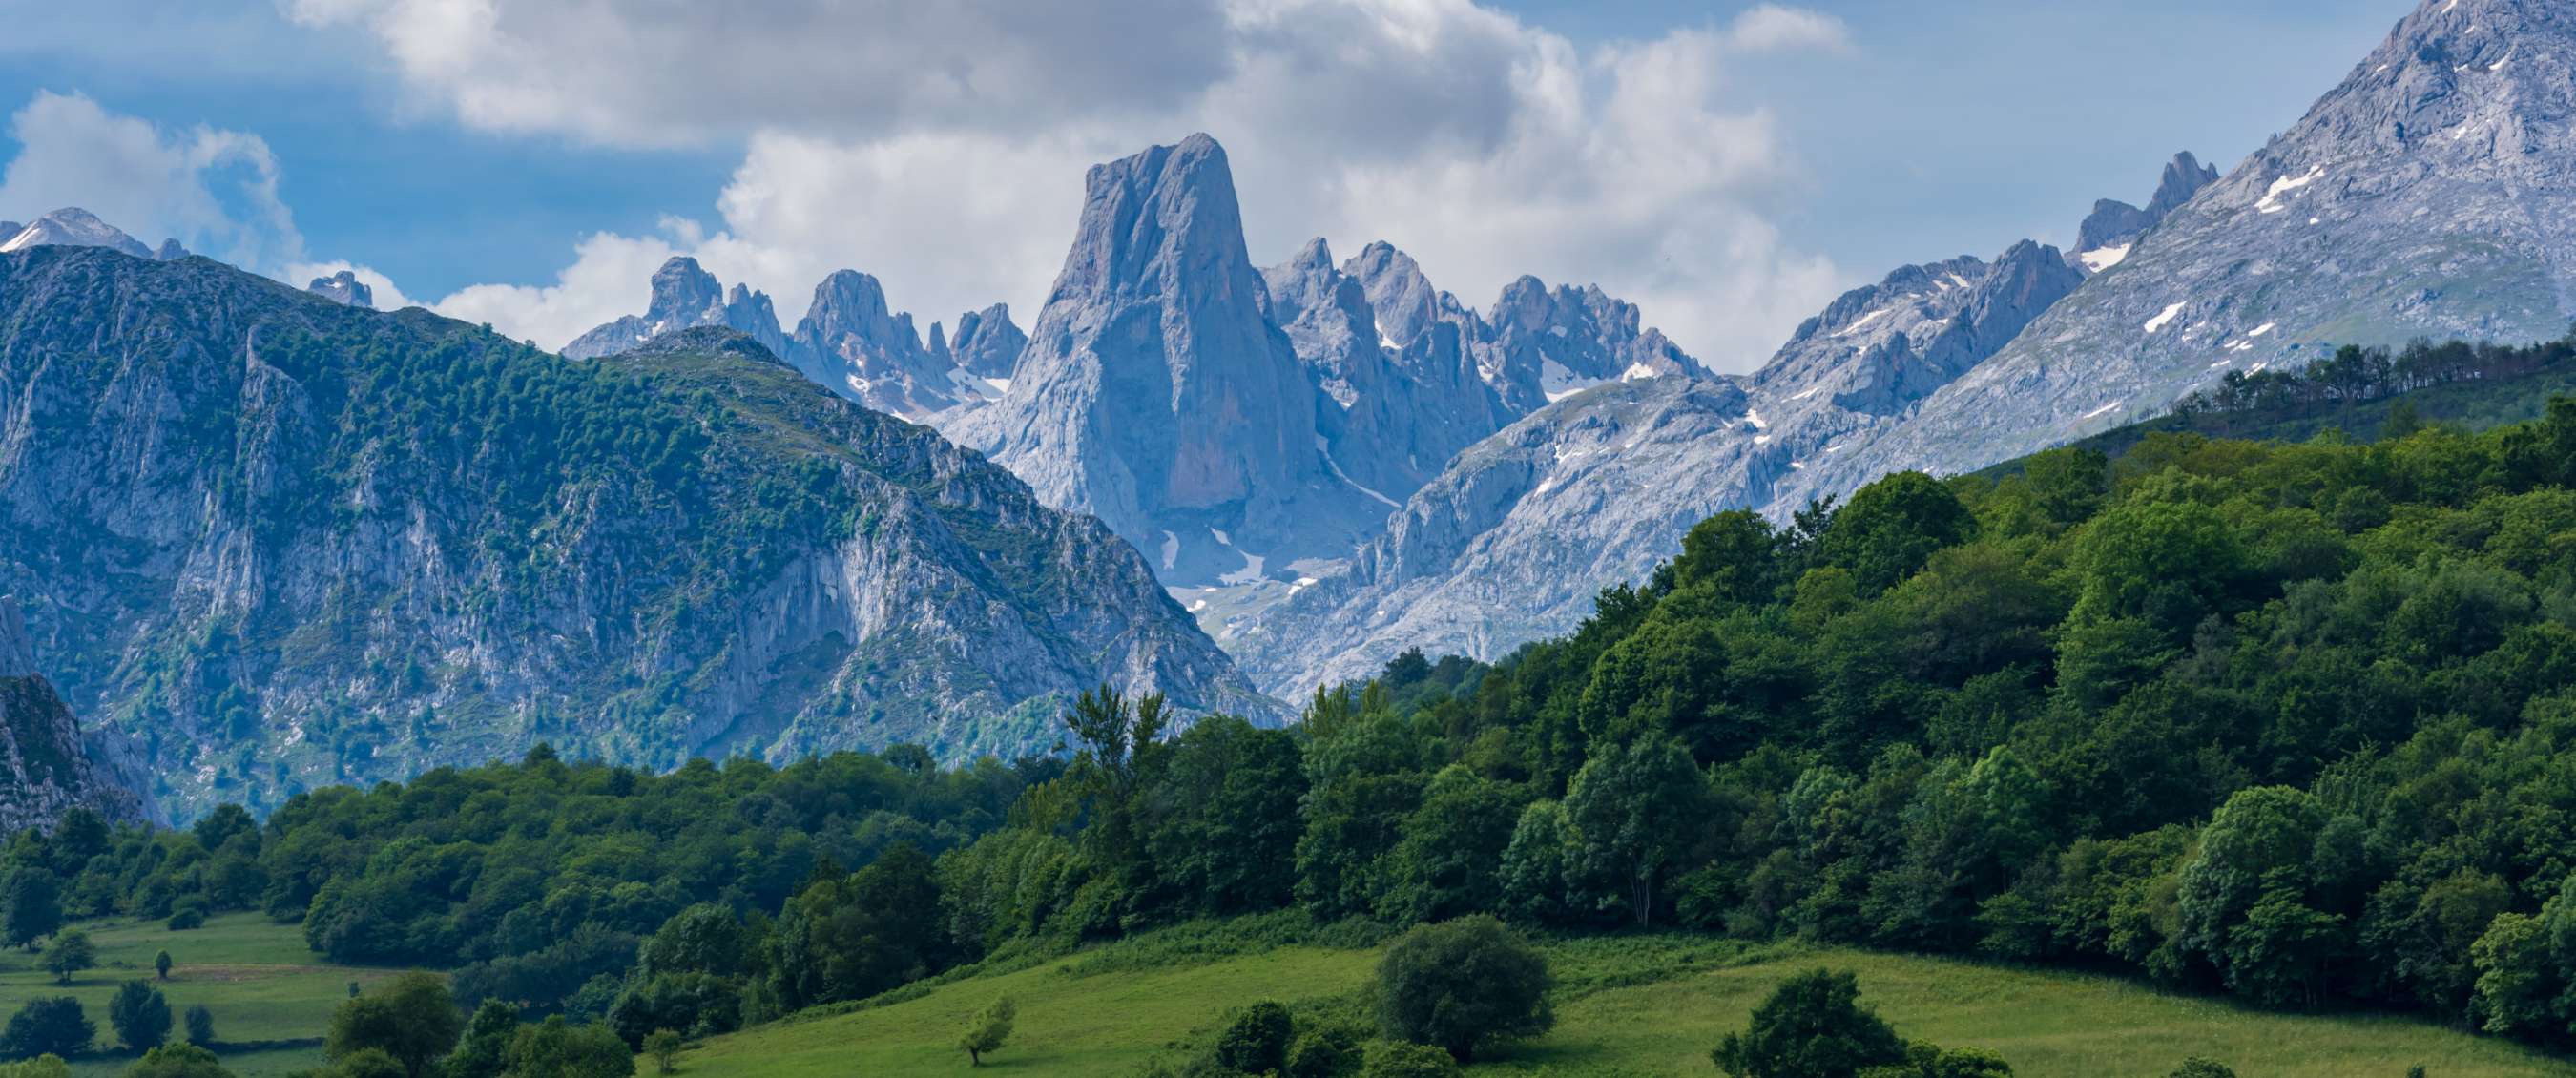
[1721,4,1855,54]
[0,91,303,271]
[301,0,1856,367]
[281,0,1235,149]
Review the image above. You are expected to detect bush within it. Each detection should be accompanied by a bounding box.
[108,981,173,1051]
[1374,916,1552,1062]
[0,998,93,1059]
[121,1043,233,1078]
[166,907,206,932]
[326,973,461,1078]
[1713,969,1906,1078]
[1285,1024,1362,1078]
[1358,1040,1458,1078]
[318,1048,405,1078]
[182,1006,214,1047]
[1214,1001,1293,1074]
[503,1018,632,1078]
[2168,1061,2234,1078]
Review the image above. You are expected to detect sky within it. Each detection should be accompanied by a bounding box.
[0,0,2409,371]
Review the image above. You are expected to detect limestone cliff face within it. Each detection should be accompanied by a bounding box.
[944,135,1384,585]
[562,257,788,361]
[1797,0,2576,502]
[0,246,1273,819]
[0,599,146,829]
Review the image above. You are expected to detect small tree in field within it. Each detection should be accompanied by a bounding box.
[642,1029,682,1074]
[156,951,174,981]
[957,997,1015,1067]
[109,980,173,1050]
[184,1005,216,1047]
[40,931,93,985]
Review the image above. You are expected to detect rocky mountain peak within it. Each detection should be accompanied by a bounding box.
[944,133,1381,586]
[646,257,725,328]
[947,304,1027,379]
[2075,152,2219,270]
[1344,241,1444,347]
[2148,152,2221,218]
[788,268,971,417]
[307,270,376,309]
[0,208,153,259]
[154,239,189,261]
[562,257,787,363]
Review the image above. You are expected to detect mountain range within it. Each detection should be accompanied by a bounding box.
[3,0,2567,818]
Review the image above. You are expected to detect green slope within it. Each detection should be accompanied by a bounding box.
[668,926,2573,1078]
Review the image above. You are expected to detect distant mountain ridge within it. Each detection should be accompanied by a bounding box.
[563,256,1024,422]
[0,245,1269,818]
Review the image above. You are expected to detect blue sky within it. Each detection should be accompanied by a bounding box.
[0,0,2407,368]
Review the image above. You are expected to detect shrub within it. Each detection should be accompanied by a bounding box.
[1373,916,1552,1061]
[1214,1001,1293,1074]
[1358,1040,1458,1078]
[0,998,93,1059]
[183,1005,214,1047]
[1713,968,1906,1078]
[121,1043,233,1078]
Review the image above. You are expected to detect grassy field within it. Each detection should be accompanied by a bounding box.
[672,926,2576,1078]
[0,913,404,1078]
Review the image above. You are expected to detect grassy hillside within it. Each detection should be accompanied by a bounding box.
[669,924,2575,1078]
[0,914,397,1078]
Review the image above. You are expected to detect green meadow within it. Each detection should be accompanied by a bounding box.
[0,914,403,1078]
[667,923,2575,1078]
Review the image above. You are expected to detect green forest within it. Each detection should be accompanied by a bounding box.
[18,353,2576,1075]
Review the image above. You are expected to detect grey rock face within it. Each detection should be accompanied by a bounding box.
[1235,378,1774,692]
[0,208,153,259]
[0,598,148,829]
[307,270,375,309]
[1757,240,2083,419]
[2072,152,2220,273]
[1484,277,1704,409]
[787,270,973,417]
[562,257,793,362]
[947,304,1028,380]
[563,256,785,360]
[154,239,188,261]
[1801,0,2576,500]
[0,247,1276,819]
[0,225,18,245]
[1243,230,2079,694]
[1258,238,1521,506]
[0,596,30,680]
[944,135,1384,586]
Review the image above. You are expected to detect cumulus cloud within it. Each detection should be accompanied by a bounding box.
[0,91,303,270]
[301,0,1858,367]
[280,0,1235,148]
